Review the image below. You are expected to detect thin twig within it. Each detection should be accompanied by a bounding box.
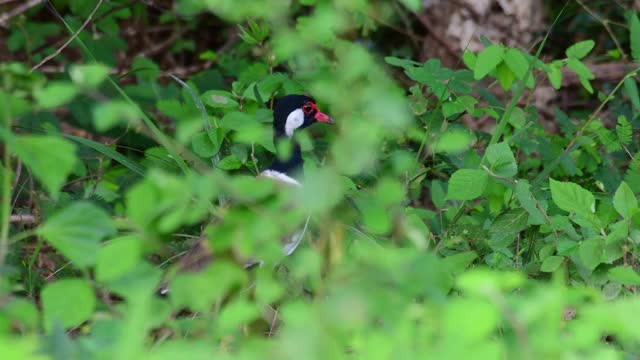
[575,0,627,60]
[44,261,72,280]
[30,0,104,73]
[0,0,43,28]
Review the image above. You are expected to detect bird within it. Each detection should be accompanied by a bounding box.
[256,94,333,257]
[159,94,333,294]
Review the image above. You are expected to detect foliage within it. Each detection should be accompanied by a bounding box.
[1,0,640,359]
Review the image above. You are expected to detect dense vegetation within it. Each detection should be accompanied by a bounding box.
[2,0,640,358]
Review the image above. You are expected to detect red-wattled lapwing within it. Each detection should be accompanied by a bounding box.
[159,94,333,294]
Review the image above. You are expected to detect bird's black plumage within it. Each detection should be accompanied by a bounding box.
[269,94,320,177]
[272,94,317,138]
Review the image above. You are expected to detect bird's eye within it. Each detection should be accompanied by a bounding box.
[302,103,313,114]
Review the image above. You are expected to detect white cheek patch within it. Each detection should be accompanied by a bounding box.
[285,108,305,137]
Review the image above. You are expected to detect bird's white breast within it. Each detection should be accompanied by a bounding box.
[258,169,302,187]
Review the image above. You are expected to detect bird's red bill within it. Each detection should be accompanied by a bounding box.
[315,111,334,124]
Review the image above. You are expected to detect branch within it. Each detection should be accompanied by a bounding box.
[30,0,104,73]
[0,0,43,28]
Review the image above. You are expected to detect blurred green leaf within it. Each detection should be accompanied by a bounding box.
[170,262,247,312]
[432,129,473,154]
[93,100,139,131]
[547,63,562,89]
[608,266,640,285]
[96,236,143,283]
[540,256,564,272]
[566,40,595,59]
[69,63,110,88]
[398,0,421,12]
[38,202,116,267]
[201,90,239,109]
[630,13,640,63]
[623,78,640,113]
[192,130,221,157]
[13,135,77,198]
[579,237,603,270]
[34,81,78,109]
[474,45,504,80]
[41,279,96,333]
[217,154,243,170]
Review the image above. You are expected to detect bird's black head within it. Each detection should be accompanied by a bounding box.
[272,94,333,138]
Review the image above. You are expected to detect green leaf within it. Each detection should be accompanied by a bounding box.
[93,100,139,131]
[608,266,640,285]
[579,237,603,270]
[613,181,638,219]
[462,50,477,70]
[442,100,465,118]
[96,235,143,283]
[217,155,243,170]
[432,129,472,154]
[549,178,596,215]
[447,169,489,200]
[132,56,160,82]
[540,256,564,272]
[566,58,594,80]
[443,299,499,342]
[503,48,528,79]
[515,180,546,225]
[431,180,447,209]
[41,279,96,333]
[484,142,517,177]
[201,90,239,109]
[13,135,77,198]
[34,81,78,108]
[623,77,640,113]
[384,56,421,69]
[566,40,595,59]
[579,77,594,94]
[547,63,562,89]
[496,62,515,91]
[616,115,633,145]
[441,251,478,275]
[170,262,247,312]
[192,131,221,157]
[69,63,110,88]
[38,202,116,267]
[398,0,421,12]
[508,107,527,129]
[474,45,505,80]
[629,13,640,64]
[489,209,528,245]
[217,299,261,336]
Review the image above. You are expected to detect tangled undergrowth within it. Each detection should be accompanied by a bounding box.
[2,0,640,358]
